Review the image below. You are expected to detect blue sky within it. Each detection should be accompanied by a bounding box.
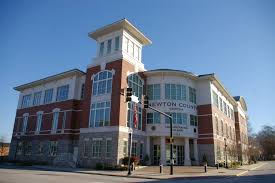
[0,0,274,142]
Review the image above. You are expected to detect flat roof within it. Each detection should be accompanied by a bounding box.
[14,69,85,91]
[88,18,152,45]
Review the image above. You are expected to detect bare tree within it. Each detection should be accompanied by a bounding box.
[0,136,6,161]
[257,125,275,160]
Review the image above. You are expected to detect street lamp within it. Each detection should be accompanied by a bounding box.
[224,137,228,168]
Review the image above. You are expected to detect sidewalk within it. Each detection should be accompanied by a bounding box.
[1,162,266,180]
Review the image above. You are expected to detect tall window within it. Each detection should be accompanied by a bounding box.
[22,115,29,133]
[107,39,112,54]
[212,91,219,107]
[99,42,104,56]
[140,143,144,160]
[134,45,140,60]
[215,117,219,135]
[92,71,113,96]
[219,97,223,111]
[165,113,187,125]
[83,139,89,157]
[127,102,142,130]
[36,113,43,132]
[33,91,42,106]
[189,87,196,104]
[147,84,161,100]
[52,111,59,131]
[128,74,143,100]
[147,112,160,124]
[21,94,32,108]
[115,36,120,51]
[89,101,111,127]
[221,120,224,136]
[106,139,112,158]
[38,142,43,155]
[190,115,198,126]
[49,141,58,156]
[80,84,85,99]
[132,142,137,157]
[165,84,186,100]
[123,141,128,157]
[56,85,69,102]
[92,140,102,157]
[223,101,227,115]
[44,88,53,104]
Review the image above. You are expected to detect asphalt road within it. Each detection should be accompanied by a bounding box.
[0,161,274,183]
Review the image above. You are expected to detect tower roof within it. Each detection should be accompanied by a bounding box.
[88,18,152,45]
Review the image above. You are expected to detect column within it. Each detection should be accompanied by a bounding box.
[160,136,166,165]
[184,137,191,166]
[193,139,199,165]
[146,136,151,164]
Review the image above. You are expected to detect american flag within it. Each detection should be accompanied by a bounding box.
[133,103,138,129]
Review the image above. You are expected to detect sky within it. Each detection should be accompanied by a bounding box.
[0,0,274,142]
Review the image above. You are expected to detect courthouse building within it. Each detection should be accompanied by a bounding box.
[9,19,249,167]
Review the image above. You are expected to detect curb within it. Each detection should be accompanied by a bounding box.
[236,163,266,177]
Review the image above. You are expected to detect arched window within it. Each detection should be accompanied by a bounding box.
[127,74,143,130]
[215,117,219,135]
[92,70,113,96]
[221,120,224,136]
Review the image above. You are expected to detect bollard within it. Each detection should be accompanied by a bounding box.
[159,164,163,174]
[204,165,207,173]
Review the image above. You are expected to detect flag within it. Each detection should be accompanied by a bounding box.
[133,103,138,129]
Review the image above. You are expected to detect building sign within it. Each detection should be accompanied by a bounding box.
[149,101,197,111]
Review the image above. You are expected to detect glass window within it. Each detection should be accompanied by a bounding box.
[92,140,102,157]
[36,113,43,132]
[223,101,227,115]
[17,142,23,155]
[106,139,112,158]
[22,115,28,133]
[115,36,120,51]
[107,39,112,54]
[132,142,137,157]
[127,102,142,130]
[21,94,32,108]
[99,42,104,56]
[212,91,219,107]
[134,45,140,60]
[215,117,219,135]
[83,140,89,157]
[221,120,224,136]
[56,85,69,102]
[52,112,59,131]
[140,143,144,160]
[147,84,160,100]
[80,84,85,99]
[146,112,160,124]
[33,91,42,106]
[38,142,43,155]
[219,97,223,111]
[128,74,143,100]
[89,101,111,127]
[44,88,53,104]
[190,115,198,126]
[165,113,187,125]
[128,40,134,56]
[25,142,32,155]
[165,84,186,100]
[123,141,128,157]
[189,87,196,104]
[92,71,113,96]
[49,141,58,156]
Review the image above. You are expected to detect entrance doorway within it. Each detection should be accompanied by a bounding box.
[153,145,160,165]
[166,145,184,165]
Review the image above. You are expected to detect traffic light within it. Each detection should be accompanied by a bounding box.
[126,88,132,102]
[144,95,149,108]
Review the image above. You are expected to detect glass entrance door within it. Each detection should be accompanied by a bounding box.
[153,145,160,165]
[166,145,184,165]
[177,145,184,165]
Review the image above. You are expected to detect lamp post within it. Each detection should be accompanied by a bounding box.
[224,138,228,168]
[238,140,242,165]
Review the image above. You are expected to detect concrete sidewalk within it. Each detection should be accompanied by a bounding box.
[0,162,266,180]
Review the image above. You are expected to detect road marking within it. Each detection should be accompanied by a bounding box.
[236,163,267,176]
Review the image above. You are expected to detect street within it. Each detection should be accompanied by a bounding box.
[0,161,274,183]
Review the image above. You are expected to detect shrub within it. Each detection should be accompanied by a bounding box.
[121,156,140,166]
[95,163,104,170]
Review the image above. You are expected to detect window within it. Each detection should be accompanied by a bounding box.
[92,71,113,96]
[38,142,43,155]
[17,142,23,155]
[22,115,28,133]
[134,45,140,60]
[62,111,66,130]
[36,113,43,132]
[132,142,137,157]
[165,84,186,100]
[230,109,234,120]
[52,111,59,131]
[56,85,69,102]
[223,101,227,115]
[80,84,85,99]
[146,112,160,124]
[219,97,223,111]
[215,117,219,135]
[107,39,112,54]
[123,141,128,157]
[89,101,111,127]
[33,91,42,106]
[99,42,104,56]
[128,40,134,56]
[221,120,224,136]
[106,139,112,158]
[115,36,120,51]
[147,84,161,100]
[49,141,58,156]
[83,139,89,157]
[25,142,32,155]
[128,74,143,100]
[165,113,187,125]
[189,87,196,104]
[227,105,230,117]
[127,102,142,130]
[140,143,144,160]
[212,91,219,107]
[92,140,102,157]
[190,115,198,126]
[216,146,221,161]
[44,88,53,104]
[21,94,32,108]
